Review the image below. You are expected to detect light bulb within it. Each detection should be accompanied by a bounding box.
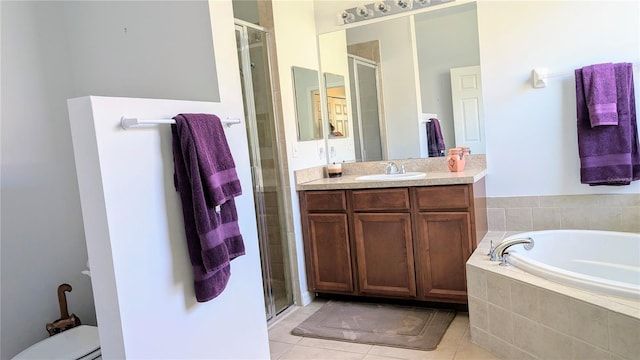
[375,1,390,13]
[338,11,355,24]
[415,0,431,6]
[395,0,413,9]
[356,5,374,18]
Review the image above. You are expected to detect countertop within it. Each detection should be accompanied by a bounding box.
[296,168,487,191]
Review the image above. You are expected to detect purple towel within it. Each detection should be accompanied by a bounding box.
[427,118,445,157]
[172,113,245,302]
[576,63,640,186]
[582,63,619,127]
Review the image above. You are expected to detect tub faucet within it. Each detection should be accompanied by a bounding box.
[489,237,534,265]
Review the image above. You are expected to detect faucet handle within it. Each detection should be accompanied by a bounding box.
[487,239,494,256]
[400,164,406,174]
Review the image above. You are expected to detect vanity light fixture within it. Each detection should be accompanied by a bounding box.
[337,0,454,25]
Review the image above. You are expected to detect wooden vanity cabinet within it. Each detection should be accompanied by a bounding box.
[300,191,354,294]
[299,180,487,304]
[352,189,416,298]
[413,185,473,303]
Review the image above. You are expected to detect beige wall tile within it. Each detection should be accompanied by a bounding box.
[572,338,611,360]
[510,280,539,321]
[468,296,488,331]
[487,208,506,232]
[622,206,640,232]
[487,304,514,343]
[487,196,539,208]
[505,208,533,231]
[538,326,573,360]
[486,273,512,310]
[466,267,487,300]
[608,311,640,360]
[484,331,523,360]
[532,207,561,230]
[589,207,622,231]
[470,326,492,351]
[538,289,572,335]
[570,299,609,350]
[560,208,591,229]
[539,195,601,208]
[597,193,640,207]
[512,314,540,356]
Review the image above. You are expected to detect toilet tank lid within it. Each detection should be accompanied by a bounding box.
[12,325,100,360]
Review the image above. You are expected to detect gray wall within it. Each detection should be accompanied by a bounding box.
[1,1,219,358]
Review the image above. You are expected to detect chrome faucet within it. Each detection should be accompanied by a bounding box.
[385,162,406,174]
[489,237,534,265]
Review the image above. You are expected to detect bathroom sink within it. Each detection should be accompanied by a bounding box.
[355,172,427,181]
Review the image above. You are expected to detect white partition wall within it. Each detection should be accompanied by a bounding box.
[68,96,269,359]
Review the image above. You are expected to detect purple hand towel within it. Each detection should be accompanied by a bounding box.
[427,118,445,157]
[582,63,619,127]
[576,63,640,186]
[172,113,245,302]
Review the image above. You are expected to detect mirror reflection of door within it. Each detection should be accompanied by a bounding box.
[349,55,383,162]
[450,65,485,154]
[324,73,348,138]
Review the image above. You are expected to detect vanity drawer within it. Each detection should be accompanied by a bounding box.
[305,190,347,212]
[415,185,470,211]
[352,188,410,211]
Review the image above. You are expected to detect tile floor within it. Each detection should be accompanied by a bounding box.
[268,299,502,360]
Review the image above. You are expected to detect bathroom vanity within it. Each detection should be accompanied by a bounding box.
[296,161,487,305]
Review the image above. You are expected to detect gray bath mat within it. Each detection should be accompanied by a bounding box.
[291,300,456,351]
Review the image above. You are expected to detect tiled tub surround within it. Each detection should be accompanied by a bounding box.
[487,194,640,233]
[466,232,640,360]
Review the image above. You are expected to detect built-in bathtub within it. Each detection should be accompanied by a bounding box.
[505,230,640,299]
[466,230,640,360]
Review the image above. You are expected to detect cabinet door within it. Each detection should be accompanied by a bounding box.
[307,214,354,293]
[415,212,471,303]
[353,213,416,298]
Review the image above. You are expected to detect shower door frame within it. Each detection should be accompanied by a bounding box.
[348,55,387,162]
[235,19,294,321]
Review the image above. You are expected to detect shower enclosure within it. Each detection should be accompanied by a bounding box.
[235,20,293,320]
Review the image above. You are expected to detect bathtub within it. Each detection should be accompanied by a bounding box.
[466,230,640,359]
[504,229,640,299]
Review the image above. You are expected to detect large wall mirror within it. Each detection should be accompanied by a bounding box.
[292,66,323,141]
[318,2,483,163]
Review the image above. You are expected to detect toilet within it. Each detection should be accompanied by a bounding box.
[12,325,100,360]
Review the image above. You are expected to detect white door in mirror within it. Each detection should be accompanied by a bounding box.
[355,172,426,181]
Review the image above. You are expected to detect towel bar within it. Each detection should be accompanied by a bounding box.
[121,116,242,129]
[532,62,639,89]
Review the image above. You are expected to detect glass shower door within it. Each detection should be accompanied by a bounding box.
[235,23,293,320]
